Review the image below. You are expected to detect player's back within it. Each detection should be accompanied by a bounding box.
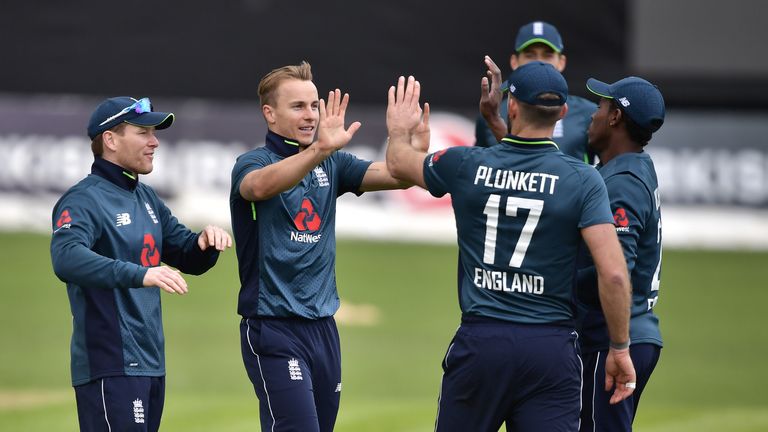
[424,137,613,325]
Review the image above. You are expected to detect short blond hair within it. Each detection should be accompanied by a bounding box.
[258,61,313,107]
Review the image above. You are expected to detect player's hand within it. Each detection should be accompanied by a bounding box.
[479,55,504,124]
[386,76,423,138]
[143,266,188,295]
[198,225,233,251]
[412,102,431,153]
[316,89,361,155]
[605,347,637,404]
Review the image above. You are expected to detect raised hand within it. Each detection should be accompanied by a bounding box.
[412,102,431,153]
[316,89,362,155]
[479,55,504,123]
[386,76,423,138]
[197,225,233,252]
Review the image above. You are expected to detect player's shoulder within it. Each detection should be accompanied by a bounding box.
[233,146,273,171]
[601,152,657,183]
[54,175,106,211]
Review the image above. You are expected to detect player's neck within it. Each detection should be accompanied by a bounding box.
[509,124,555,139]
[599,138,643,165]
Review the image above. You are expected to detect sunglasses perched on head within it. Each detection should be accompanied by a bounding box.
[98,98,152,126]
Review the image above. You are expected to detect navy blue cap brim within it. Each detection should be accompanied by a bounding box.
[586,78,613,99]
[125,112,175,130]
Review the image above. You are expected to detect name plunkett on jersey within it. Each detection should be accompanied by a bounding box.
[474,166,559,195]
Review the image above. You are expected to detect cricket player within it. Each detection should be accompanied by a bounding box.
[385,64,636,431]
[229,61,420,432]
[476,21,597,164]
[50,96,232,431]
[577,76,666,431]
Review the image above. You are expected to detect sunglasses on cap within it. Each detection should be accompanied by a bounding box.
[98,98,152,126]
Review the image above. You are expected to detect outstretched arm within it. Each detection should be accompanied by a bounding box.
[479,55,508,142]
[240,89,362,201]
[581,223,637,404]
[385,76,430,189]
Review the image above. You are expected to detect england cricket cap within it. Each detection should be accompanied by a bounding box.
[87,96,174,140]
[586,77,666,132]
[506,61,568,106]
[515,21,563,53]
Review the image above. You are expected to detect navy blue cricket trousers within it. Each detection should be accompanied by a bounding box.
[580,343,661,431]
[435,318,583,432]
[240,316,342,432]
[74,376,165,432]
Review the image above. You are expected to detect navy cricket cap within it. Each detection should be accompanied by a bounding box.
[506,61,568,106]
[87,96,174,140]
[515,21,563,53]
[587,77,666,133]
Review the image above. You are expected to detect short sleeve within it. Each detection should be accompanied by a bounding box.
[578,167,614,228]
[231,150,274,199]
[334,151,373,196]
[423,146,471,197]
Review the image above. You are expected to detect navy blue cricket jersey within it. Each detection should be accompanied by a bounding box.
[423,135,613,324]
[51,158,219,386]
[476,92,597,163]
[230,131,372,319]
[577,151,663,353]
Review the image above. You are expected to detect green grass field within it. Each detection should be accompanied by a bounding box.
[1,232,767,431]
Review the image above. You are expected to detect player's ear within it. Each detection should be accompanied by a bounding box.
[510,53,519,70]
[559,102,569,120]
[557,54,567,72]
[102,131,118,152]
[262,104,276,125]
[508,97,518,120]
[610,106,623,126]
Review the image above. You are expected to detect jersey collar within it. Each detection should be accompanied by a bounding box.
[265,130,302,158]
[91,157,139,191]
[500,135,560,150]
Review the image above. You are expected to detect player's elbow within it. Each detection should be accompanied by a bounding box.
[599,267,631,294]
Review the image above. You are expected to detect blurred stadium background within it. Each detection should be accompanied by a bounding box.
[1,0,767,430]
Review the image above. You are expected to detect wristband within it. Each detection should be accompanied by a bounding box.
[609,340,630,350]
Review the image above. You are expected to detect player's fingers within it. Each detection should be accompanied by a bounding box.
[197,231,208,251]
[162,267,187,294]
[481,76,489,96]
[339,92,350,118]
[346,121,362,138]
[604,373,615,393]
[387,85,395,107]
[319,98,327,121]
[412,80,421,109]
[423,102,431,126]
[403,76,415,106]
[205,225,216,247]
[334,89,342,115]
[396,76,405,104]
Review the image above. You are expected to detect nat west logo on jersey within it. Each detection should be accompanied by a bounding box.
[140,233,161,266]
[55,209,72,232]
[291,198,322,243]
[613,208,631,233]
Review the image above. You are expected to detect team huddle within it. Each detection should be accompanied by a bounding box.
[50,21,664,432]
